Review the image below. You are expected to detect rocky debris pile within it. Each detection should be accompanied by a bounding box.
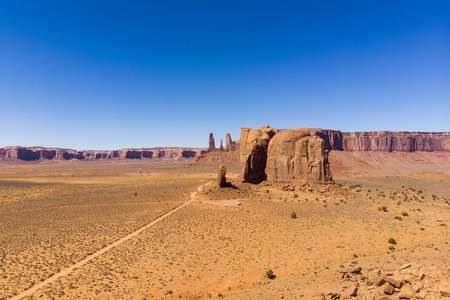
[310,129,450,152]
[322,263,450,299]
[239,126,332,184]
[218,165,227,187]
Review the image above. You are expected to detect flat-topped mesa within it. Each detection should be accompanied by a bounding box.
[310,129,450,152]
[0,146,207,161]
[342,131,450,152]
[239,126,332,185]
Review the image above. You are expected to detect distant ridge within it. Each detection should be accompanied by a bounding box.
[0,146,207,161]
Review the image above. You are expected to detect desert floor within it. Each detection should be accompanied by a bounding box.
[0,160,448,299]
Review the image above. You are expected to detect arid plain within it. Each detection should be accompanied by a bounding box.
[1,155,449,299]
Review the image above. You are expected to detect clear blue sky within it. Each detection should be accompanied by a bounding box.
[1,1,449,150]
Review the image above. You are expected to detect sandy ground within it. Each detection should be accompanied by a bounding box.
[0,160,448,299]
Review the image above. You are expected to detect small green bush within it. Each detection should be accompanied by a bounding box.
[388,238,397,244]
[394,216,403,221]
[266,269,274,279]
[401,212,409,217]
[291,212,297,218]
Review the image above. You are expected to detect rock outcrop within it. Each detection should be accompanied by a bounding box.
[311,129,450,152]
[0,147,207,161]
[239,126,279,183]
[225,133,232,151]
[265,127,332,184]
[239,126,332,184]
[208,133,216,152]
[206,133,238,152]
[218,165,227,187]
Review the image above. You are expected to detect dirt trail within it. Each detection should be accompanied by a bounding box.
[11,181,212,300]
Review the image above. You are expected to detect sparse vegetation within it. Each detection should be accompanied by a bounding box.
[290,212,297,218]
[266,269,274,279]
[388,238,397,244]
[378,206,388,212]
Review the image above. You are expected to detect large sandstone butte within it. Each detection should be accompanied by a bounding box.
[239,126,279,183]
[310,129,450,152]
[239,126,332,184]
[266,127,332,184]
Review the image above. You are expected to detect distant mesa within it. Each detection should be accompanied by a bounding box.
[0,146,207,162]
[310,129,450,152]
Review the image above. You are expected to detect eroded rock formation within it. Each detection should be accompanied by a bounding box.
[208,133,215,152]
[239,126,279,183]
[311,129,450,152]
[0,147,207,161]
[240,126,332,184]
[225,133,237,151]
[266,127,332,184]
[218,165,226,187]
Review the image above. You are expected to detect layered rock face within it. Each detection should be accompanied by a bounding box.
[265,128,332,184]
[310,129,343,151]
[239,126,279,183]
[311,130,450,152]
[0,146,207,161]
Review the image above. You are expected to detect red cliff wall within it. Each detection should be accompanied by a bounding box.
[310,130,450,152]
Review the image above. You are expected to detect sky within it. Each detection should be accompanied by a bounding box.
[1,1,449,150]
